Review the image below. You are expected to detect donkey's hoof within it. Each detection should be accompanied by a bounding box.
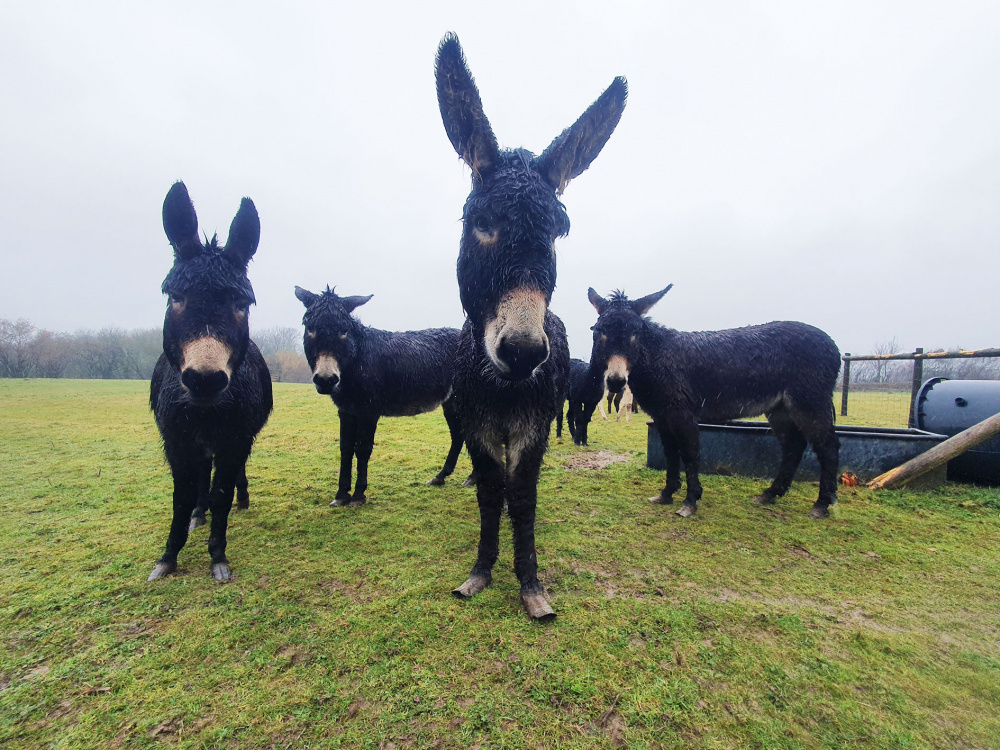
[452,574,491,599]
[147,561,177,581]
[461,474,477,488]
[649,494,673,505]
[809,505,831,519]
[676,504,696,518]
[330,493,352,507]
[211,562,231,582]
[348,495,367,507]
[235,500,250,511]
[521,591,556,621]
[426,476,446,486]
[751,493,776,505]
[189,515,206,531]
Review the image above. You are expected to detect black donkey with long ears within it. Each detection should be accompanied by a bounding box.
[587,285,841,519]
[148,182,273,583]
[435,33,627,619]
[295,286,467,505]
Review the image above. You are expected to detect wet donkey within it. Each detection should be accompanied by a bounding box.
[435,33,626,619]
[148,182,273,582]
[295,286,466,505]
[587,286,841,519]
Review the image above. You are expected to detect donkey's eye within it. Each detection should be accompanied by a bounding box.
[629,334,637,346]
[339,332,348,340]
[306,328,317,339]
[170,293,185,307]
[473,214,491,233]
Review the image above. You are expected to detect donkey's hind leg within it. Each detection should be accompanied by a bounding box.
[235,464,249,510]
[188,459,212,531]
[649,420,682,505]
[428,401,464,486]
[799,410,840,519]
[753,409,807,506]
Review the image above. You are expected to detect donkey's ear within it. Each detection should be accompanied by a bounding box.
[587,287,607,314]
[223,197,260,268]
[342,294,373,313]
[162,181,202,261]
[294,286,318,308]
[535,77,628,195]
[435,33,499,178]
[630,284,673,316]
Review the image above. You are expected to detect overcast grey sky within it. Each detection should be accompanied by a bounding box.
[2,1,998,360]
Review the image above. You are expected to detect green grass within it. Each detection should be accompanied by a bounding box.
[2,379,999,749]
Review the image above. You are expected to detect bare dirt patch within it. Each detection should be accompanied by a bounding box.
[564,451,631,470]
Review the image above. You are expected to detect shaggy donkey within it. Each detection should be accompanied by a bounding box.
[587,286,841,519]
[565,358,605,446]
[295,286,466,505]
[148,182,273,582]
[436,33,626,619]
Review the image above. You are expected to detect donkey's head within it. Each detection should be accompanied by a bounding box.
[436,33,627,382]
[587,286,673,392]
[160,182,260,405]
[294,286,373,395]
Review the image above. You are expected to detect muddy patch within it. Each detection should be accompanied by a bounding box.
[565,451,631,470]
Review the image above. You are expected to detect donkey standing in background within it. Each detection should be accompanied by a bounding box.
[565,357,605,446]
[295,286,467,506]
[587,286,841,519]
[148,182,273,582]
[436,33,626,619]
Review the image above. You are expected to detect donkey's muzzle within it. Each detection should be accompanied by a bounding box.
[181,368,230,402]
[606,375,627,393]
[313,373,339,394]
[496,333,549,381]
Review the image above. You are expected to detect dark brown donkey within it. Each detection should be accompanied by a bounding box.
[435,33,626,619]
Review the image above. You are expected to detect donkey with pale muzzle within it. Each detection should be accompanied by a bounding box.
[587,286,841,519]
[295,286,467,505]
[436,33,626,619]
[148,182,273,582]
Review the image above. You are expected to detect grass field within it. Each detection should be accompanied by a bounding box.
[2,379,999,749]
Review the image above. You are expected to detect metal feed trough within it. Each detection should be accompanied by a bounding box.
[647,420,948,484]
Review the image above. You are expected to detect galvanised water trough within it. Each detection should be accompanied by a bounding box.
[647,420,948,484]
[915,378,1000,484]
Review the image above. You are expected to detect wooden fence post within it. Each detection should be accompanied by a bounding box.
[908,347,924,428]
[841,354,851,417]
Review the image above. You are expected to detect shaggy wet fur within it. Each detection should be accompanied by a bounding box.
[436,33,626,618]
[148,182,272,582]
[565,357,604,446]
[588,287,841,518]
[296,286,464,504]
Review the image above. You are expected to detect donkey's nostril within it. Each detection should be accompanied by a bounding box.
[181,369,230,400]
[313,373,339,394]
[496,335,549,381]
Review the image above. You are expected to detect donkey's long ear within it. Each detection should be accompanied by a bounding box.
[224,197,261,268]
[162,182,202,261]
[294,286,318,308]
[587,287,608,314]
[435,33,499,178]
[630,284,673,316]
[342,294,373,313]
[535,77,628,195]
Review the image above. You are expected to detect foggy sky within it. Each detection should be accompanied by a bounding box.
[2,1,998,361]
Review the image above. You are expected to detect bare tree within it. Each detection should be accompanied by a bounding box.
[0,318,37,377]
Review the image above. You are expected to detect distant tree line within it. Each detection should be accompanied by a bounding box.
[843,337,1000,386]
[0,318,312,383]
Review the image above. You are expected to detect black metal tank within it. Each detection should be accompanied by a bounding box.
[914,378,1000,484]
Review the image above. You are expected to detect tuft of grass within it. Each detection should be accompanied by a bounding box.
[1,379,999,748]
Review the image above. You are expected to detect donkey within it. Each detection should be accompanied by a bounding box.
[295,286,466,505]
[148,182,273,582]
[436,33,626,619]
[587,286,841,519]
[565,357,605,446]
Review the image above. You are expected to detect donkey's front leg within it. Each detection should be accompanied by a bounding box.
[333,410,357,506]
[453,444,504,599]
[149,461,200,581]
[650,420,682,505]
[205,452,247,581]
[673,415,703,518]
[350,417,378,506]
[506,440,555,621]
